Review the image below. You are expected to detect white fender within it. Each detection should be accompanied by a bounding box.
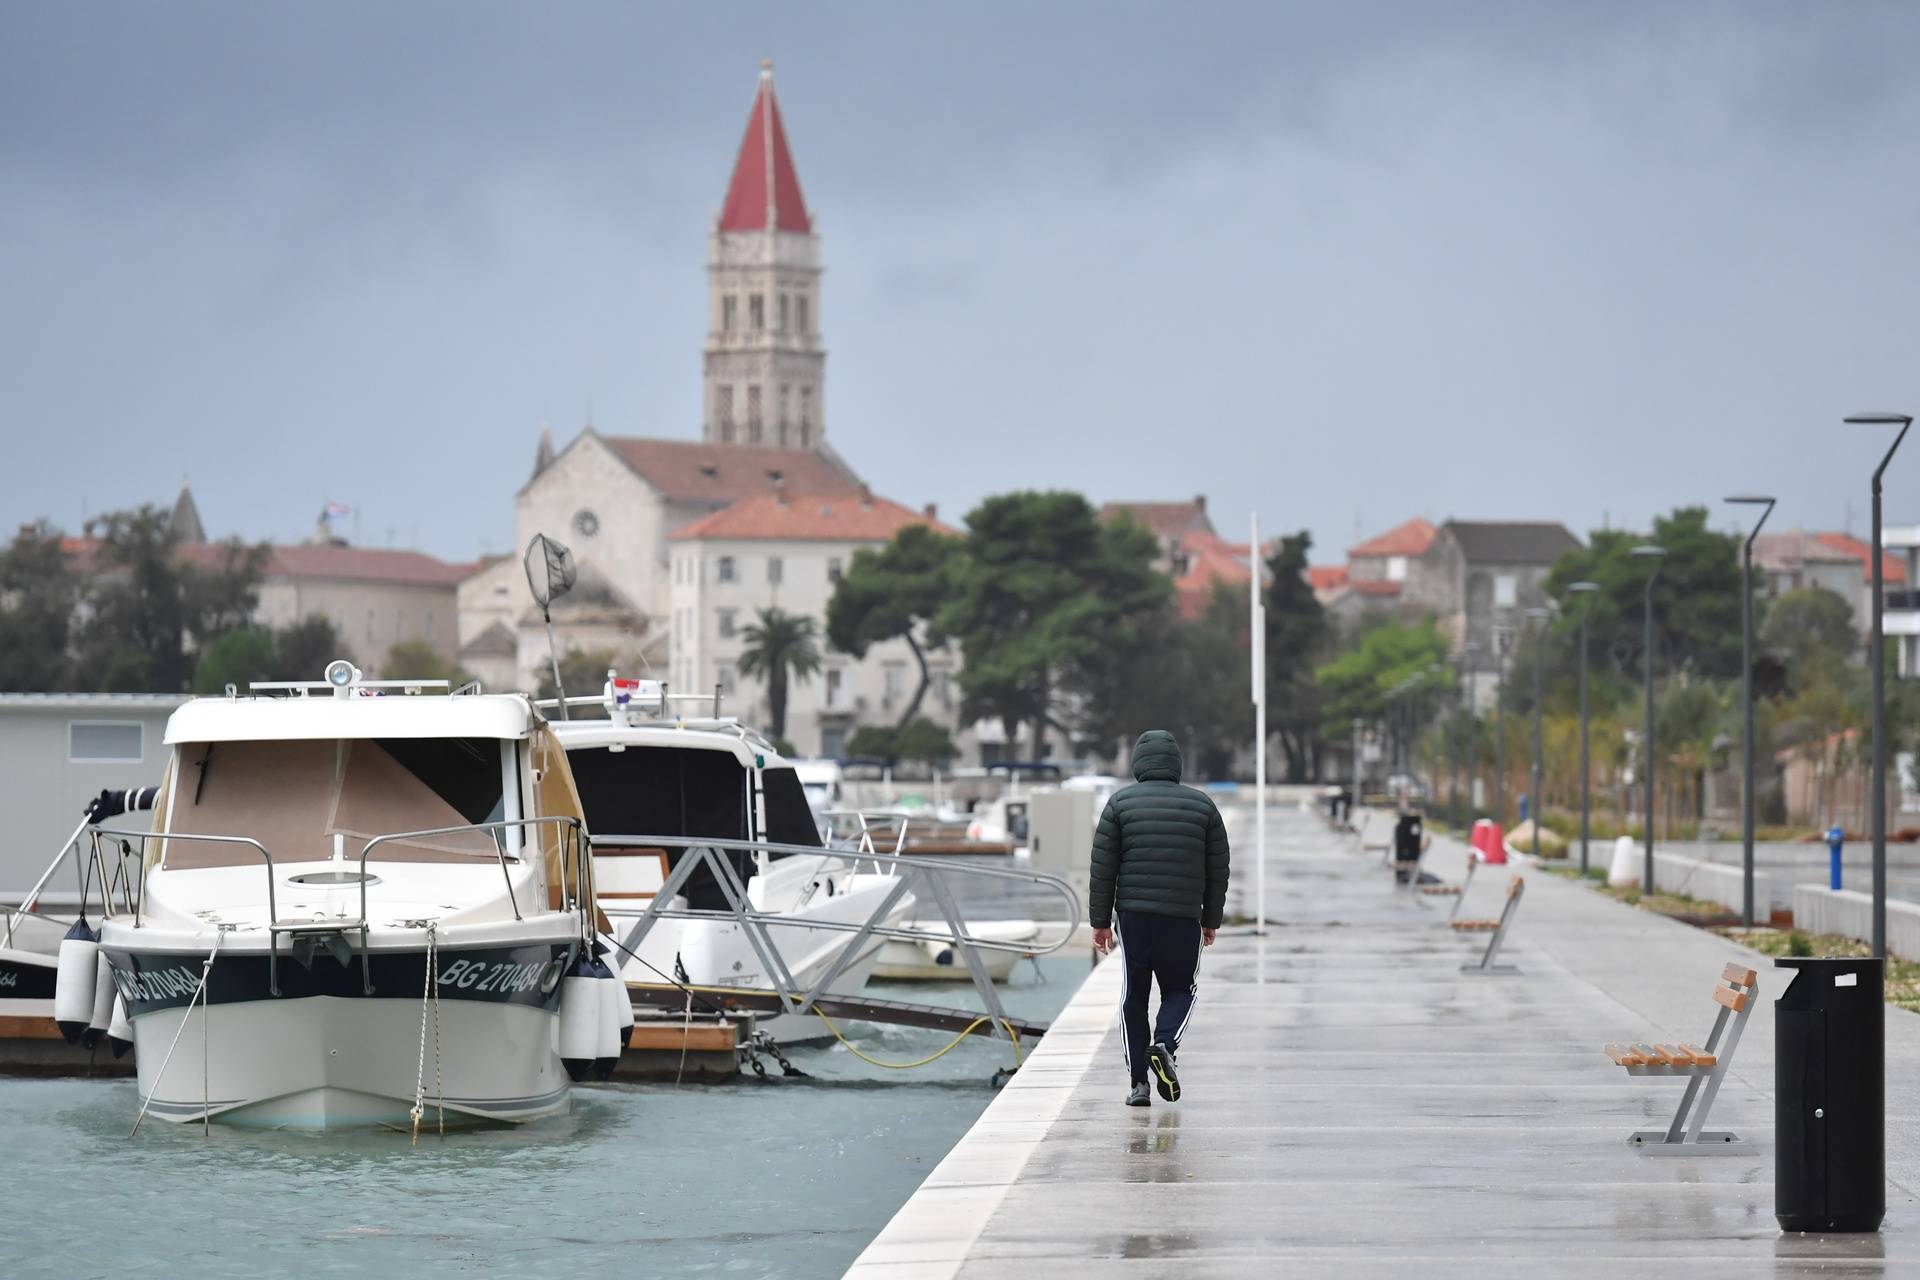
[1607,835,1639,888]
[558,957,600,1082]
[607,967,635,1050]
[591,958,621,1080]
[83,953,116,1049]
[107,992,134,1060]
[53,921,100,1045]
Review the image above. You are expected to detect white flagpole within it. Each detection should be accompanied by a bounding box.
[1251,513,1267,934]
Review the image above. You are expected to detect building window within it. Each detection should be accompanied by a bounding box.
[717,664,736,696]
[717,384,735,436]
[747,384,762,442]
[1386,556,1407,582]
[767,556,783,585]
[778,384,790,443]
[797,296,810,335]
[778,293,790,332]
[717,608,737,639]
[425,610,434,635]
[722,295,737,333]
[827,557,843,584]
[367,609,376,642]
[396,610,408,640]
[749,294,765,330]
[69,721,142,763]
[1494,573,1517,608]
[718,556,736,583]
[882,662,906,709]
[826,668,843,709]
[932,668,952,709]
[821,725,846,758]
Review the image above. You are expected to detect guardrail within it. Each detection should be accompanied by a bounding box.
[595,832,1082,1044]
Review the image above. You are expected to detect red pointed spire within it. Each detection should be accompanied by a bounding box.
[718,60,812,234]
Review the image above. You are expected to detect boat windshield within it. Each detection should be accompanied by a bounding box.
[162,737,508,869]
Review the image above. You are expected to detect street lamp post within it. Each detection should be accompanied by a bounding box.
[1460,642,1481,826]
[1494,625,1510,829]
[1567,582,1600,875]
[1632,545,1668,894]
[1525,607,1551,861]
[1846,412,1914,958]
[1725,495,1776,928]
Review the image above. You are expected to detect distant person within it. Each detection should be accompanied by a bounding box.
[1088,730,1230,1108]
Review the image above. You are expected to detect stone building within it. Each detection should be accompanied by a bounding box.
[668,489,959,757]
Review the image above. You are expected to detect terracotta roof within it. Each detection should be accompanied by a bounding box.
[670,489,956,543]
[61,536,469,587]
[603,437,855,505]
[717,64,811,234]
[1100,498,1213,539]
[1307,565,1349,592]
[1440,520,1582,565]
[1814,532,1907,585]
[1348,517,1435,560]
[1171,531,1252,618]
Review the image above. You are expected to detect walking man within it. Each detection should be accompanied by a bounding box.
[1089,729,1231,1107]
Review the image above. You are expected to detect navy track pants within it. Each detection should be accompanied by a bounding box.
[1116,909,1203,1086]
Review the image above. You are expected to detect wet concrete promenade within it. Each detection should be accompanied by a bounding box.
[846,800,1920,1277]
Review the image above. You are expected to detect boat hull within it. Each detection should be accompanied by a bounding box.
[107,942,576,1129]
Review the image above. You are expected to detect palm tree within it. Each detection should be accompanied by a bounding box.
[737,607,822,743]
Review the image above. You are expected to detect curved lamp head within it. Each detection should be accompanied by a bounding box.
[1725,494,1775,505]
[1568,580,1600,596]
[1846,412,1914,426]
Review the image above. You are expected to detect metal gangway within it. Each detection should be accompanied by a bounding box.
[597,824,1081,1052]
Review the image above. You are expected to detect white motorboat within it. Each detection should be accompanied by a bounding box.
[872,918,1046,983]
[547,676,916,1042]
[85,664,606,1129]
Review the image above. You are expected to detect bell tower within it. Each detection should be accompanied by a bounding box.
[703,60,825,451]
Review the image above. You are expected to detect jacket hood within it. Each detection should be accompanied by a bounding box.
[1131,730,1184,783]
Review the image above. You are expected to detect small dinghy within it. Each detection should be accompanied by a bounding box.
[81,662,605,1130]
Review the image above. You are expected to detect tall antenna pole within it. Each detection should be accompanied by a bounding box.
[1251,513,1267,934]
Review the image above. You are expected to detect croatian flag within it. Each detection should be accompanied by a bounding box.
[324,500,351,520]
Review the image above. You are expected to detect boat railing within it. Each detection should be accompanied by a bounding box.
[594,832,1082,1044]
[85,815,589,997]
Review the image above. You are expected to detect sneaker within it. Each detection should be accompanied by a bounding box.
[1125,1081,1151,1107]
[1147,1042,1181,1102]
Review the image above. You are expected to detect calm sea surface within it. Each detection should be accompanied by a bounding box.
[2,954,1088,1279]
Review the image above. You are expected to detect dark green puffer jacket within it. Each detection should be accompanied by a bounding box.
[1088,730,1230,929]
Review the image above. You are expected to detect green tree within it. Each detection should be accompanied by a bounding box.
[737,608,822,743]
[1264,532,1330,780]
[273,615,351,681]
[1315,617,1453,738]
[0,520,80,690]
[939,492,1170,757]
[380,639,474,686]
[1760,586,1859,675]
[1545,506,1746,682]
[192,629,277,694]
[535,646,622,716]
[826,524,962,731]
[847,717,959,768]
[72,505,267,691]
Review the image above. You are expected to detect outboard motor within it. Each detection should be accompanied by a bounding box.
[53,917,100,1045]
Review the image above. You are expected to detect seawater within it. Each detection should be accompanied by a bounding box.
[1,954,1087,1279]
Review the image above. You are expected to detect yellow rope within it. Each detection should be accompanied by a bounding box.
[813,1008,1023,1071]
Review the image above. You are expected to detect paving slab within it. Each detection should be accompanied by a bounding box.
[845,800,1920,1278]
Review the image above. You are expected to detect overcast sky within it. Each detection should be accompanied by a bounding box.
[4,3,1919,565]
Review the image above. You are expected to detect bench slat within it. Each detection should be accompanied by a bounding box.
[1655,1044,1692,1066]
[1713,985,1749,1013]
[1450,920,1499,931]
[1603,1042,1647,1067]
[1679,1043,1717,1067]
[1721,961,1757,989]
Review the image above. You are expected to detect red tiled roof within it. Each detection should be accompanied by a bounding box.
[604,437,854,505]
[1307,565,1349,592]
[1100,498,1212,539]
[61,537,469,587]
[1813,532,1907,585]
[717,64,811,234]
[670,490,955,543]
[1348,517,1435,560]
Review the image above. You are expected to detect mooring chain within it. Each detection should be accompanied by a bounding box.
[751,1030,806,1078]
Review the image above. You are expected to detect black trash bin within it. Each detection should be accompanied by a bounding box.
[1775,956,1884,1233]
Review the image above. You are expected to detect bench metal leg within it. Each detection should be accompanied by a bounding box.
[1461,882,1523,975]
[1628,999,1750,1154]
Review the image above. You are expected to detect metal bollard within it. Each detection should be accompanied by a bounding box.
[1828,826,1844,892]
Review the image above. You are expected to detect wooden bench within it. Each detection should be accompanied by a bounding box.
[1601,962,1756,1154]
[1450,875,1524,974]
[1422,853,1481,915]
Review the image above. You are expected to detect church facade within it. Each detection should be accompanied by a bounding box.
[457,63,968,758]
